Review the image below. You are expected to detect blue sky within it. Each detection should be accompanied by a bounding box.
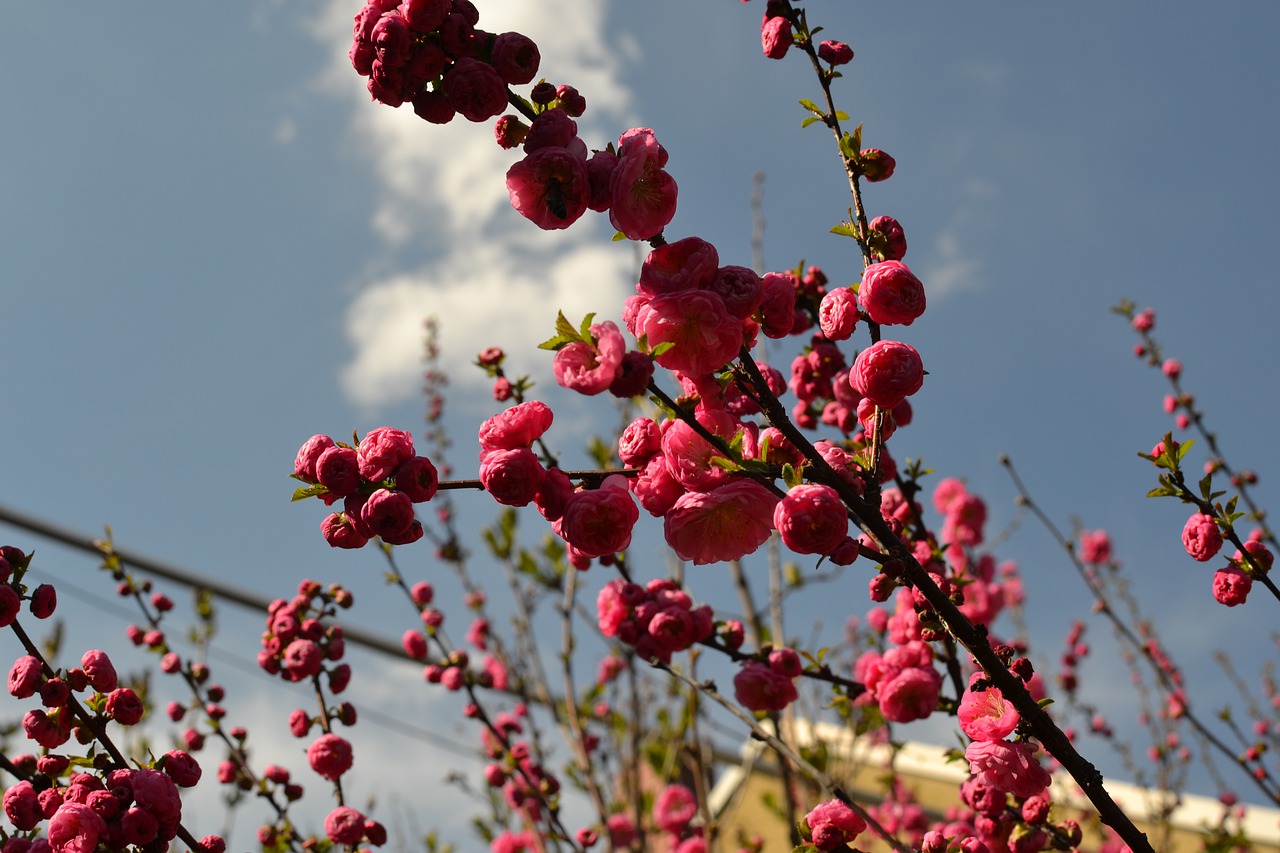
[2,0,1279,846]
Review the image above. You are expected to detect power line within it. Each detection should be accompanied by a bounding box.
[0,502,408,662]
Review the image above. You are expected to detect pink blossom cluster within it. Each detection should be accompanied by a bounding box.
[9,648,146,750]
[854,640,942,723]
[0,547,56,627]
[324,805,386,847]
[505,107,678,237]
[597,578,714,664]
[956,668,1052,815]
[652,783,705,849]
[294,428,437,549]
[257,580,354,712]
[1213,532,1273,607]
[349,0,537,121]
[733,647,802,713]
[1,766,214,852]
[479,713,562,826]
[801,798,867,851]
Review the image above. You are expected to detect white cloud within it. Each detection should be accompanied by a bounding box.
[309,0,640,408]
[340,237,634,408]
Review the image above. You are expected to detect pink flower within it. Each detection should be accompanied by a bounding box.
[490,31,540,85]
[162,750,202,787]
[878,667,942,723]
[4,781,42,831]
[1213,566,1251,607]
[399,0,450,33]
[1182,513,1223,562]
[131,768,182,836]
[325,806,367,845]
[932,477,968,515]
[391,455,438,504]
[294,435,336,482]
[661,409,740,492]
[282,639,324,678]
[868,215,908,261]
[759,271,798,338]
[850,340,924,410]
[9,655,42,699]
[30,583,56,619]
[663,480,778,565]
[443,58,508,122]
[637,236,719,297]
[308,733,354,781]
[321,513,370,549]
[965,740,1051,799]
[805,799,866,850]
[357,426,415,482]
[958,685,1020,742]
[524,107,578,152]
[316,445,361,498]
[710,265,765,319]
[480,448,544,507]
[80,650,118,693]
[631,453,685,517]
[733,660,797,712]
[1162,358,1182,379]
[361,488,415,537]
[859,260,926,326]
[859,148,896,182]
[1078,530,1112,564]
[478,401,554,457]
[506,146,590,230]
[773,484,848,556]
[553,321,625,395]
[555,475,639,558]
[106,688,144,725]
[654,784,697,834]
[817,40,854,66]
[47,801,107,853]
[1132,308,1155,331]
[609,128,678,240]
[761,15,792,59]
[819,287,859,341]
[617,417,663,468]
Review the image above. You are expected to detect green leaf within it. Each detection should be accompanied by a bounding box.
[798,98,824,117]
[708,455,742,473]
[611,230,628,242]
[577,311,597,341]
[1199,472,1215,501]
[291,484,328,502]
[837,131,857,160]
[782,463,803,489]
[537,334,575,351]
[833,110,849,121]
[829,222,858,239]
[650,341,675,358]
[1037,697,1055,709]
[850,122,863,152]
[800,116,821,129]
[1146,486,1178,499]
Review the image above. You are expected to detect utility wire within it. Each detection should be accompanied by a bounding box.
[0,503,407,662]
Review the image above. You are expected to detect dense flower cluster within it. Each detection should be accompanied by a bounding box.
[294,428,437,549]
[597,578,714,663]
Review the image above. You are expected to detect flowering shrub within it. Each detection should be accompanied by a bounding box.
[2,3,1277,853]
